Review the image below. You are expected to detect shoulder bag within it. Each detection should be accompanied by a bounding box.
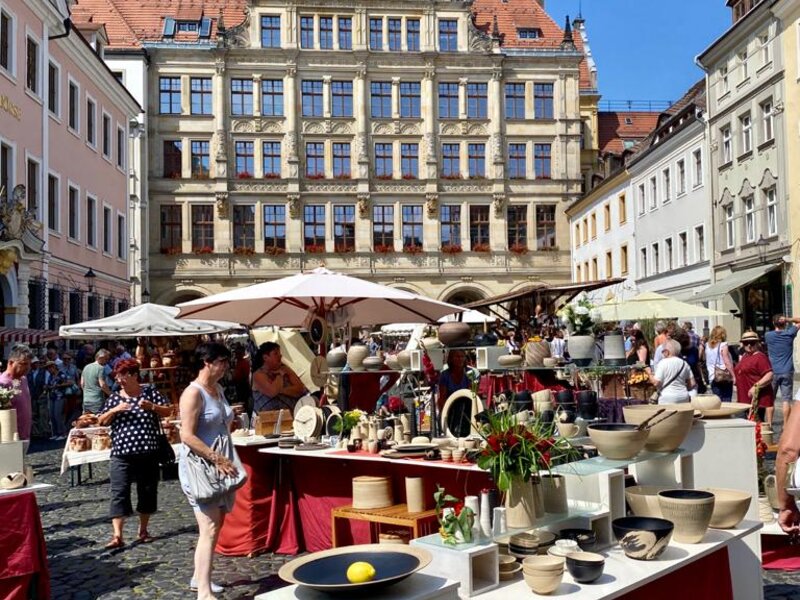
[649,363,685,404]
[183,433,247,503]
[713,344,733,384]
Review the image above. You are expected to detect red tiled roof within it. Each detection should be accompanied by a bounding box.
[597,111,662,156]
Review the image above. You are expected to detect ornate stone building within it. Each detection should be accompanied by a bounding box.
[92,0,597,306]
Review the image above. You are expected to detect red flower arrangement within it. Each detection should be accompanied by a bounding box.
[334,244,355,254]
[334,173,352,180]
[192,246,214,255]
[509,242,529,255]
[402,173,417,180]
[264,172,281,179]
[374,244,395,254]
[160,246,181,255]
[306,173,325,180]
[236,171,253,179]
[403,244,424,255]
[441,244,463,255]
[471,242,491,253]
[233,246,255,256]
[265,245,286,256]
[376,174,393,180]
[305,244,326,254]
[441,173,461,180]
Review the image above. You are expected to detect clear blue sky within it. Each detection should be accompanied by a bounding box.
[548,0,732,107]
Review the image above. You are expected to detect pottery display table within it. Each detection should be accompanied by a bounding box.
[331,504,438,547]
[255,572,460,600]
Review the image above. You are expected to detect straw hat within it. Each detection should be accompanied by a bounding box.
[739,331,760,344]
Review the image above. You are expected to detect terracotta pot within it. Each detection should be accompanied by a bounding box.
[346,345,369,371]
[505,477,537,529]
[567,335,595,366]
[438,322,471,347]
[657,489,715,544]
[524,340,552,368]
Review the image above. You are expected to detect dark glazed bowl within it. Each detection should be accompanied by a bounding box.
[566,552,605,583]
[558,528,597,551]
[612,516,674,561]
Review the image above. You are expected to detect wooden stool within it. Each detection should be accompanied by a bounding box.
[330,504,438,548]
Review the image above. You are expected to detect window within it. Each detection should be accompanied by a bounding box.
[163,141,182,178]
[103,206,112,253]
[68,81,78,129]
[338,17,352,50]
[693,149,702,186]
[334,205,355,251]
[86,98,96,145]
[604,204,611,231]
[695,225,706,262]
[302,80,323,117]
[190,77,212,115]
[576,264,582,282]
[759,32,770,64]
[720,64,729,94]
[0,10,11,73]
[69,291,82,324]
[468,143,485,178]
[400,82,420,118]
[533,83,554,119]
[621,245,629,275]
[761,101,773,142]
[319,17,333,49]
[402,205,423,248]
[739,50,748,82]
[573,223,580,248]
[300,16,314,49]
[677,160,686,195]
[48,62,59,114]
[371,81,391,118]
[441,143,460,177]
[26,158,38,212]
[261,79,284,116]
[507,206,527,249]
[765,187,777,236]
[116,127,124,169]
[231,79,253,115]
[740,113,752,154]
[470,205,490,250]
[438,82,458,118]
[332,143,350,177]
[388,18,401,51]
[679,232,688,266]
[536,204,556,249]
[725,204,735,248]
[605,251,613,277]
[369,18,383,50]
[651,243,660,274]
[1,143,12,201]
[261,15,281,48]
[406,19,420,51]
[439,19,457,52]
[744,196,755,242]
[305,142,324,176]
[262,141,281,177]
[87,195,96,247]
[373,205,394,249]
[508,144,526,179]
[375,143,393,177]
[637,184,645,215]
[467,83,487,119]
[233,205,255,250]
[47,174,58,231]
[26,36,38,94]
[159,77,181,114]
[440,205,461,249]
[331,80,353,117]
[87,295,99,321]
[721,126,732,163]
[665,237,673,270]
[190,141,210,178]
[191,205,214,251]
[160,205,181,252]
[103,297,114,318]
[649,176,657,209]
[662,168,671,203]
[617,194,627,224]
[176,21,198,32]
[304,205,326,249]
[518,28,542,39]
[640,247,648,276]
[102,114,111,158]
[591,258,598,280]
[234,141,254,177]
[263,205,286,250]
[505,83,525,119]
[534,144,551,179]
[68,186,79,239]
[589,213,597,239]
[401,143,418,178]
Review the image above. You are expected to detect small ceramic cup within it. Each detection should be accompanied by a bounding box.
[440,449,453,462]
[452,449,465,463]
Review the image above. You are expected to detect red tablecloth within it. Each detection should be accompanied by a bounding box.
[0,491,50,600]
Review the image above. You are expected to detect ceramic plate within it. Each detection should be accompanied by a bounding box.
[392,443,438,453]
[699,402,752,419]
[278,543,431,594]
[381,450,427,460]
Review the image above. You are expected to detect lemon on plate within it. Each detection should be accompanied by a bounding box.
[346,561,376,583]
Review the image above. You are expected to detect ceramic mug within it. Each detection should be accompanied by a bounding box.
[452,449,465,463]
[441,449,453,462]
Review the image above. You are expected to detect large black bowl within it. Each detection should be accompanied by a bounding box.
[279,544,432,594]
[566,552,605,583]
[612,516,674,561]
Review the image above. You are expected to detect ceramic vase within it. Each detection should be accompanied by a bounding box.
[0,409,17,443]
[347,345,369,371]
[406,477,425,512]
[400,413,411,433]
[505,476,536,529]
[480,490,492,537]
[603,333,626,364]
[368,420,378,442]
[531,475,546,518]
[438,322,471,347]
[764,474,780,510]
[758,495,775,523]
[367,439,379,454]
[465,495,481,538]
[492,507,508,536]
[541,474,568,514]
[568,335,595,367]
[524,339,552,367]
[326,350,347,371]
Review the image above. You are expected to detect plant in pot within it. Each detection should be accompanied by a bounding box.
[559,293,598,366]
[331,409,366,445]
[434,485,476,545]
[0,380,21,443]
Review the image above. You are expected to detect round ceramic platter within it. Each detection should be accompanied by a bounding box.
[499,564,522,580]
[278,543,432,594]
[699,402,752,418]
[392,443,438,453]
[381,450,427,460]
[294,443,329,452]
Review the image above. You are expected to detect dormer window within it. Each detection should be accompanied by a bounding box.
[163,17,212,38]
[177,21,198,33]
[624,117,633,125]
[518,28,542,39]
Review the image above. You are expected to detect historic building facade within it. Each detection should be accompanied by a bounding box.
[125,0,595,306]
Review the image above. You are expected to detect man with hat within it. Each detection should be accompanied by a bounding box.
[764,314,800,426]
[734,331,774,423]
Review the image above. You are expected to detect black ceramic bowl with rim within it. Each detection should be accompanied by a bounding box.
[566,552,605,583]
[558,528,597,551]
[612,516,674,561]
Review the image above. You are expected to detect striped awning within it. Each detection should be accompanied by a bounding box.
[0,327,60,345]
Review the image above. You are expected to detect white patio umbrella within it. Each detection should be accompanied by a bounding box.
[438,309,495,324]
[596,291,727,322]
[176,267,465,327]
[59,303,240,339]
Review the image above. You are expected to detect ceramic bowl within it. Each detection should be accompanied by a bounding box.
[521,555,566,572]
[522,556,565,595]
[566,552,605,583]
[384,355,401,371]
[657,489,715,544]
[622,404,696,452]
[532,389,553,412]
[625,485,669,518]
[363,356,385,371]
[547,539,580,558]
[325,350,347,370]
[705,488,752,529]
[587,423,649,460]
[498,354,524,367]
[440,449,453,462]
[691,394,722,411]
[558,529,597,552]
[498,554,518,572]
[396,351,412,369]
[543,357,559,368]
[612,516,674,560]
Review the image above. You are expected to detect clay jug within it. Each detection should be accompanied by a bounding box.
[347,345,369,371]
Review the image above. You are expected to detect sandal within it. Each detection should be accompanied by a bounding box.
[104,536,124,549]
[137,530,155,543]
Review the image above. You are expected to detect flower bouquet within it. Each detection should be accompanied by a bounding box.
[331,409,366,439]
[558,292,596,335]
[0,381,21,410]
[434,485,475,545]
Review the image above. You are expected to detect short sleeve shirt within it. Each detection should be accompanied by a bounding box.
[100,386,170,457]
[764,326,798,374]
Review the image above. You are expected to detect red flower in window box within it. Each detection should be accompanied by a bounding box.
[469,174,486,180]
[265,246,287,256]
[441,174,461,180]
[376,174,393,180]
[509,243,529,255]
[306,173,325,180]
[334,173,352,180]
[192,246,214,255]
[441,244,463,255]
[374,244,395,254]
[233,246,255,256]
[471,242,491,253]
[402,173,417,180]
[168,172,182,180]
[193,171,210,180]
[264,172,281,179]
[403,244,423,255]
[334,244,355,254]
[236,171,253,179]
[160,246,181,255]
[305,244,326,254]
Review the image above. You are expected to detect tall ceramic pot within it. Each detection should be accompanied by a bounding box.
[568,335,595,367]
[576,390,598,420]
[504,476,536,529]
[0,408,18,443]
[347,345,370,371]
[438,322,471,347]
[524,340,552,368]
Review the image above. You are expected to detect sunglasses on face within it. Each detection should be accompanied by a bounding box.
[742,341,756,346]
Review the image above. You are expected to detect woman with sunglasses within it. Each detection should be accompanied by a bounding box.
[734,331,774,423]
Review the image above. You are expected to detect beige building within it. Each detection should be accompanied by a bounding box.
[77,0,598,307]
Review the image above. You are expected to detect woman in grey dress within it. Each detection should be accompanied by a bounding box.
[179,342,237,600]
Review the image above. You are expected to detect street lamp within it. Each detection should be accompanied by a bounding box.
[756,235,769,263]
[84,268,96,293]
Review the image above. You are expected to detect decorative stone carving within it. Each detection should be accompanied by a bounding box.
[491,66,503,81]
[424,133,436,161]
[287,193,301,218]
[303,182,357,193]
[440,182,491,193]
[493,193,506,217]
[215,192,230,218]
[373,122,394,135]
[285,132,298,160]
[357,193,370,218]
[224,7,251,48]
[356,62,367,80]
[426,193,438,218]
[232,120,257,133]
[356,132,368,162]
[773,101,784,115]
[230,181,287,193]
[331,122,353,134]
[467,123,488,136]
[285,64,297,78]
[468,20,494,53]
[440,123,460,136]
[491,133,503,163]
[214,58,226,75]
[303,121,326,134]
[424,61,436,80]
[214,129,227,161]
[400,123,421,135]
[372,182,424,193]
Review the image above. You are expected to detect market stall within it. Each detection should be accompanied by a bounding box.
[0,487,52,600]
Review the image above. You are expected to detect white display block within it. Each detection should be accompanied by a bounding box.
[0,440,24,477]
[476,347,508,371]
[254,573,459,600]
[411,535,498,598]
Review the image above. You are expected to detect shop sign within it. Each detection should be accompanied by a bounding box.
[0,94,22,120]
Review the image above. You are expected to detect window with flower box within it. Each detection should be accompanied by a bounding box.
[534,143,551,179]
[440,205,461,250]
[470,205,490,250]
[231,79,253,116]
[233,205,255,251]
[442,143,460,178]
[334,205,355,252]
[163,141,182,178]
[262,141,281,177]
[190,141,210,178]
[373,205,394,251]
[333,143,351,178]
[191,205,214,252]
[263,205,286,251]
[261,80,284,116]
[508,143,526,179]
[468,143,485,178]
[304,205,326,250]
[507,206,527,250]
[235,141,254,178]
[401,143,418,178]
[402,205,423,249]
[305,142,324,177]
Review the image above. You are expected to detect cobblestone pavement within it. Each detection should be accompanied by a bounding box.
[26,427,800,599]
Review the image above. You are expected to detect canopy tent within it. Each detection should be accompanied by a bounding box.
[692,263,780,303]
[595,291,727,322]
[439,309,495,324]
[58,303,240,339]
[250,328,319,393]
[0,327,60,345]
[176,267,465,327]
